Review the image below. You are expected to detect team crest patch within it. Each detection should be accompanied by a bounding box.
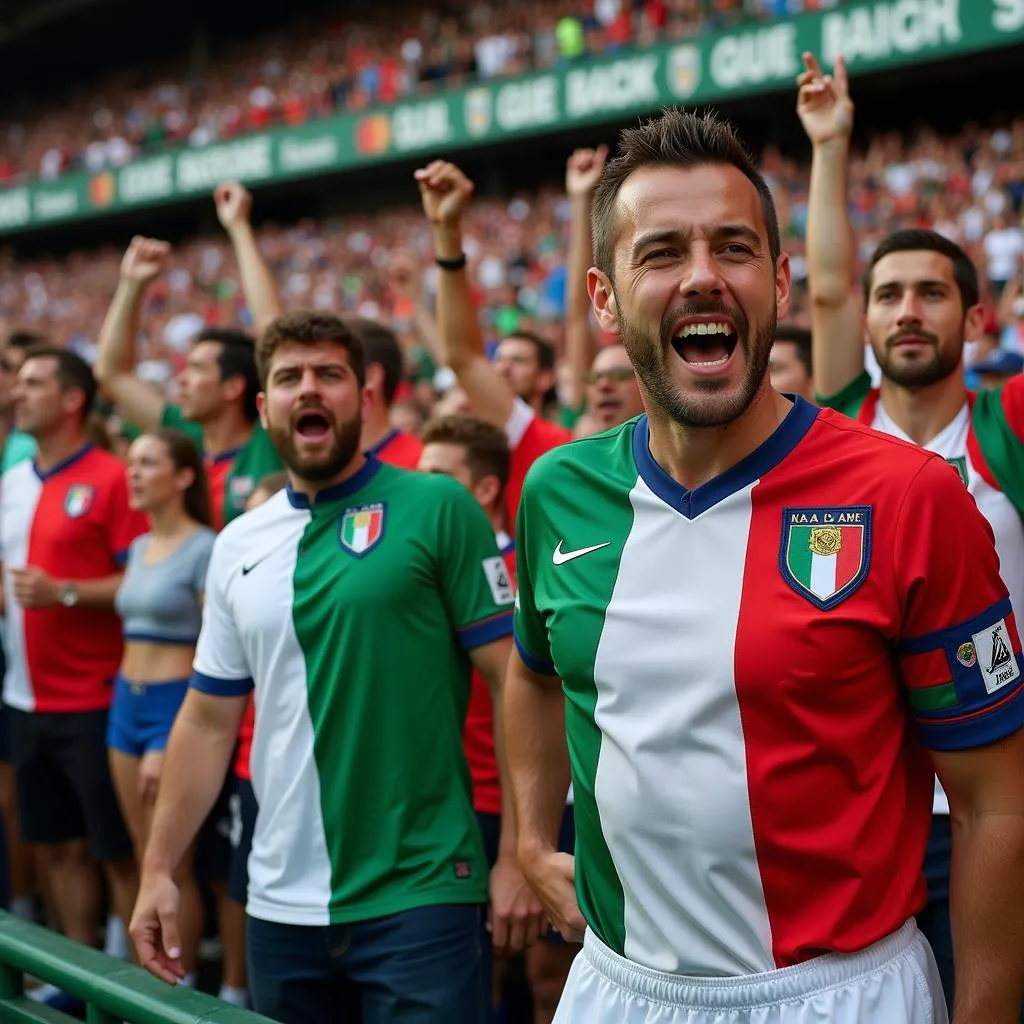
[956,642,977,668]
[339,502,385,558]
[780,506,872,611]
[64,485,94,518]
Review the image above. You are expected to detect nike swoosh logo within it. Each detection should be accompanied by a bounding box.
[552,540,611,565]
[241,553,272,576]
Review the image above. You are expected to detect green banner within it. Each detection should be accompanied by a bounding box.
[1,0,1021,234]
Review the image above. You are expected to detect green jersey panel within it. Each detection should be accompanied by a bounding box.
[814,370,872,419]
[514,421,641,952]
[161,404,283,523]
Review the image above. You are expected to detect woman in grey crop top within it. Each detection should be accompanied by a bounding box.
[107,429,214,986]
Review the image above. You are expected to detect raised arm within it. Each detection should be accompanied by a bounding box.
[93,237,171,431]
[388,249,443,364]
[214,181,283,336]
[563,145,608,412]
[416,160,515,430]
[797,52,865,397]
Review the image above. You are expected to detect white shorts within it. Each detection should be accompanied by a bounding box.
[554,920,947,1024]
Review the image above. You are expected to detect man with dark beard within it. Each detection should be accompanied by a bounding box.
[798,54,1024,1017]
[128,310,544,1023]
[502,107,1024,1024]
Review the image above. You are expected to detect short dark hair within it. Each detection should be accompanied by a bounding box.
[501,330,557,373]
[773,326,812,376]
[7,330,45,351]
[420,414,510,491]
[22,345,97,423]
[592,108,781,282]
[258,310,366,389]
[343,317,403,405]
[194,327,260,424]
[864,230,980,312]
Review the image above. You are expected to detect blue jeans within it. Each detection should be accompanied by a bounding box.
[247,903,489,1024]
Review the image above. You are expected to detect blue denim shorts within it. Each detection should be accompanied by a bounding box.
[106,675,189,758]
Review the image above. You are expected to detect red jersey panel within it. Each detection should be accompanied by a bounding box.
[0,445,148,712]
[372,429,424,470]
[206,447,241,533]
[505,399,571,533]
[235,696,255,781]
[463,536,516,815]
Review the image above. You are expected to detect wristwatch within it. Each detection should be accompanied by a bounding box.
[58,583,79,608]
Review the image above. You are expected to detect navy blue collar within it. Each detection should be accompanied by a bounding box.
[286,455,383,509]
[632,396,819,519]
[367,428,399,456]
[32,442,92,482]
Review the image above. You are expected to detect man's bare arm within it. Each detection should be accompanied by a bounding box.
[416,160,515,430]
[94,237,171,431]
[934,731,1024,1023]
[142,689,247,877]
[798,52,865,396]
[563,146,608,411]
[214,182,283,337]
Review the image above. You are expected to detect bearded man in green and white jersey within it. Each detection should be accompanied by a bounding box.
[130,309,543,1024]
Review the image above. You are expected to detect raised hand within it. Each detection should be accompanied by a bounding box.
[415,161,475,229]
[566,145,609,198]
[796,52,853,146]
[213,181,254,230]
[120,236,171,285]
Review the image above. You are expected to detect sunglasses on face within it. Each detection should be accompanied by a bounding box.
[585,368,634,385]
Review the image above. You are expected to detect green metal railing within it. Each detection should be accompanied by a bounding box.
[0,912,274,1024]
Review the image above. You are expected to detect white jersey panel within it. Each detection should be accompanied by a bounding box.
[194,492,335,926]
[0,461,42,711]
[591,475,774,976]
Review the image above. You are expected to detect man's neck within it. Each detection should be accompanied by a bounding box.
[360,404,395,454]
[200,409,254,458]
[34,426,88,473]
[487,506,507,539]
[646,385,791,493]
[878,370,968,447]
[289,453,368,504]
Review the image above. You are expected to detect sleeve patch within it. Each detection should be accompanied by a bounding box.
[482,556,515,607]
[970,618,1021,695]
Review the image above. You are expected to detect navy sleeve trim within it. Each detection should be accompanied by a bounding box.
[189,670,253,697]
[899,597,1013,655]
[124,632,198,646]
[114,550,128,568]
[514,632,558,676]
[917,678,1024,751]
[457,610,513,651]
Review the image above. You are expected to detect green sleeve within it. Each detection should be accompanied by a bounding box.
[160,403,205,445]
[223,425,284,525]
[512,471,556,674]
[435,480,514,650]
[814,370,872,419]
[972,379,1024,520]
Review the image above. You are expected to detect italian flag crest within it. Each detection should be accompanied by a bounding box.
[339,502,385,557]
[781,506,871,611]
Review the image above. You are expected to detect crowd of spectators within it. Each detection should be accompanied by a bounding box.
[1,112,1022,417]
[0,0,841,186]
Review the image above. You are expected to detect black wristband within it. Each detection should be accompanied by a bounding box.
[435,253,467,271]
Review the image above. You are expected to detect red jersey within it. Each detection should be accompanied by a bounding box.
[206,446,242,533]
[235,696,255,781]
[504,398,571,532]
[463,534,516,815]
[0,445,148,713]
[371,429,424,470]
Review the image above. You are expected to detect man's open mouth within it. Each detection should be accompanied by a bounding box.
[670,320,739,368]
[295,411,331,439]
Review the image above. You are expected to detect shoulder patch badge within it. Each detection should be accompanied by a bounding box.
[64,485,95,519]
[339,502,385,557]
[780,506,872,611]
